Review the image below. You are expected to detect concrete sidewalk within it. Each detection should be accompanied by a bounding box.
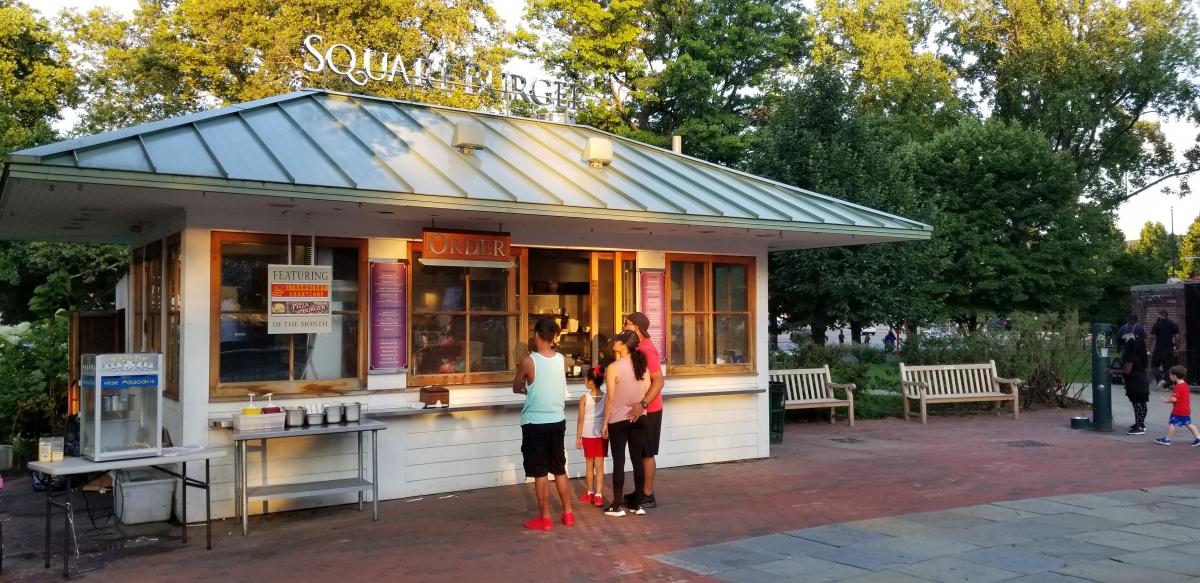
[656,485,1200,582]
[4,406,1200,582]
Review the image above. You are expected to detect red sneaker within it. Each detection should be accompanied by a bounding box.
[579,492,593,503]
[524,516,553,531]
[562,512,575,526]
[593,495,604,508]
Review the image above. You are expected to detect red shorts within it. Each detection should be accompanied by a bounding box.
[581,437,609,458]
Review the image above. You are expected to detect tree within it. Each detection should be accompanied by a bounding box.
[940,0,1200,208]
[1177,215,1200,279]
[519,0,808,164]
[62,0,513,135]
[0,242,128,324]
[752,66,947,343]
[0,0,77,152]
[809,0,966,137]
[908,118,1109,325]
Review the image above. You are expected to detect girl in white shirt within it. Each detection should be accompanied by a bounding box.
[575,365,608,508]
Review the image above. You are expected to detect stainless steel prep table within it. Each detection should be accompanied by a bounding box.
[27,448,226,578]
[229,419,385,535]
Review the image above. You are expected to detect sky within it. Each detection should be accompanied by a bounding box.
[35,0,1200,240]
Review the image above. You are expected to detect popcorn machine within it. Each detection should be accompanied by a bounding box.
[80,354,163,461]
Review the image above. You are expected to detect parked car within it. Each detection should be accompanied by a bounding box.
[861,325,877,339]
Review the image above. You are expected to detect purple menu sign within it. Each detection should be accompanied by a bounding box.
[370,262,407,372]
[639,271,667,363]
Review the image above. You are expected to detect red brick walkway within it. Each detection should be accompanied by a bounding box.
[6,410,1199,582]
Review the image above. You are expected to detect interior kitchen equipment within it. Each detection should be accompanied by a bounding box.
[80,353,163,462]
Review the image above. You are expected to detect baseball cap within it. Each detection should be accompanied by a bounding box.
[625,312,650,339]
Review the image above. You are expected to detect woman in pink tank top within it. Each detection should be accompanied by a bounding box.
[600,331,649,516]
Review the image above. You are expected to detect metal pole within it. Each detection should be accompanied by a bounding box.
[1092,323,1114,432]
[206,459,212,550]
[181,460,187,544]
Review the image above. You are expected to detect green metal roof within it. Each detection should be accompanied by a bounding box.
[3,89,930,242]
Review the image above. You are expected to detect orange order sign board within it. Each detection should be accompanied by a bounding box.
[267,265,332,334]
[422,229,511,265]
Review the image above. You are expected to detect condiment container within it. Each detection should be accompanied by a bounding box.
[261,393,281,414]
[344,402,362,422]
[242,394,261,416]
[38,436,53,463]
[306,412,324,426]
[325,404,344,424]
[51,436,64,462]
[285,407,306,427]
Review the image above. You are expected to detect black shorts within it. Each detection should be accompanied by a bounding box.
[521,420,567,478]
[642,410,663,457]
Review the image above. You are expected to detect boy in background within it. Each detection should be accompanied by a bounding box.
[1156,365,1200,446]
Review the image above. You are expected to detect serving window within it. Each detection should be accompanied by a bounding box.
[665,254,754,375]
[209,232,367,400]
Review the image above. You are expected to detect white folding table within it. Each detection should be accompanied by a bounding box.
[27,448,226,578]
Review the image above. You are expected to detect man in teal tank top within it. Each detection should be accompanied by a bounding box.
[513,318,575,530]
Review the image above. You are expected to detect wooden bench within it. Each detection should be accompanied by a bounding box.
[769,366,856,426]
[899,360,1023,424]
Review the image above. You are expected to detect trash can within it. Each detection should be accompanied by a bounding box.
[769,381,786,445]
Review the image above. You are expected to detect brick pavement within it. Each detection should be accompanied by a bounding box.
[4,408,1200,582]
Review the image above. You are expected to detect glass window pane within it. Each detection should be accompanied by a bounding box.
[132,247,144,352]
[713,264,748,312]
[714,315,748,364]
[293,244,361,311]
[219,313,290,382]
[469,265,512,312]
[166,238,181,392]
[411,314,467,374]
[412,252,466,313]
[220,242,287,312]
[598,258,615,337]
[670,314,708,365]
[670,262,706,312]
[621,259,637,315]
[294,314,359,379]
[470,315,516,372]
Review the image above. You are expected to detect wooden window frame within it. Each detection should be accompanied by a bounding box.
[408,242,528,386]
[664,253,756,376]
[164,235,181,400]
[209,231,368,401]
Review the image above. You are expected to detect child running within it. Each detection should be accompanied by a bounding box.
[575,365,608,508]
[1156,365,1200,446]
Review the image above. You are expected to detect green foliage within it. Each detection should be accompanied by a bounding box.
[520,0,808,165]
[1177,215,1200,279]
[941,0,1200,208]
[908,118,1109,321]
[0,0,77,152]
[61,0,513,135]
[0,314,69,453]
[753,66,948,335]
[0,242,128,324]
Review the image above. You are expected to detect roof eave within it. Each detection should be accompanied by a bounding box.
[3,163,932,241]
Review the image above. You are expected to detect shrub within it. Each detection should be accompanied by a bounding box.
[0,313,69,464]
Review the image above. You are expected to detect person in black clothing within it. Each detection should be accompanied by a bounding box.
[1149,310,1181,388]
[1109,334,1151,434]
[1116,314,1145,352]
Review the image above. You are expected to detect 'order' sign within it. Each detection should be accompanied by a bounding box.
[421,229,511,268]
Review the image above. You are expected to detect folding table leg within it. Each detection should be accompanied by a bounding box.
[181,460,188,544]
[44,482,51,569]
[206,459,212,550]
[63,475,71,578]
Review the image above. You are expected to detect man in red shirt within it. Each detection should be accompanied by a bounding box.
[623,312,664,508]
[1156,365,1200,446]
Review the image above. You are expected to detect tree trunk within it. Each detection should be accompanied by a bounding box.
[849,320,863,344]
[812,323,828,347]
